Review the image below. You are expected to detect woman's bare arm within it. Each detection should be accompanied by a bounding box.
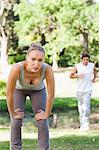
[44,65,55,117]
[35,65,55,120]
[6,64,20,116]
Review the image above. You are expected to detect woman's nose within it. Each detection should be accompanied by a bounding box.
[35,60,39,66]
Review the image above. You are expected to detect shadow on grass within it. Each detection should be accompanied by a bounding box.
[0,135,99,150]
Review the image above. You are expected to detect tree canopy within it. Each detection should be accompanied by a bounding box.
[0,0,99,69]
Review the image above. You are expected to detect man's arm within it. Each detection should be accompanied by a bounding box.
[70,67,78,79]
[92,65,97,82]
[70,66,85,79]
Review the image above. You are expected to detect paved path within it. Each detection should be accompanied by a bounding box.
[0,70,99,98]
[54,71,99,98]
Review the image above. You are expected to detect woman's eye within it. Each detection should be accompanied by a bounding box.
[32,58,36,61]
[39,59,43,62]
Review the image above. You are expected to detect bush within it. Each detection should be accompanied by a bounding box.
[0,99,8,112]
[8,53,26,64]
[0,80,6,96]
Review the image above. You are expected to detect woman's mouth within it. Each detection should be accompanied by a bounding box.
[32,67,39,71]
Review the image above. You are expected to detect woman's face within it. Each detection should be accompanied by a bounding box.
[26,50,45,73]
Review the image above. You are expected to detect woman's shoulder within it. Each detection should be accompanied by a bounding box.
[43,63,53,74]
[13,61,25,68]
[43,63,53,71]
[8,63,21,80]
[43,62,48,67]
[11,61,25,73]
[16,61,26,66]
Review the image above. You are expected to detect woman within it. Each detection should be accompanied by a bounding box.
[6,43,55,150]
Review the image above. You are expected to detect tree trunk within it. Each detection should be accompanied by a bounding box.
[0,28,9,74]
[0,43,8,74]
[80,28,89,53]
[0,0,9,74]
[52,51,58,71]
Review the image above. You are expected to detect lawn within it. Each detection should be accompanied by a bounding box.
[0,97,99,150]
[0,130,99,150]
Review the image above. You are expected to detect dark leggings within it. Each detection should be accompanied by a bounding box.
[10,88,49,150]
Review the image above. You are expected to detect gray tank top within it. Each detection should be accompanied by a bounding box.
[16,62,48,91]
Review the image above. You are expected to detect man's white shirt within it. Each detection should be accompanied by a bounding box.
[75,62,94,92]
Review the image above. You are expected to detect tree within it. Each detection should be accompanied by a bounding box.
[14,0,66,69]
[14,0,99,68]
[0,0,9,73]
[0,0,19,73]
[56,0,99,64]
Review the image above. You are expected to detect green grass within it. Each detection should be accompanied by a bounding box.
[0,134,99,150]
[0,97,99,149]
[0,97,99,128]
[1,97,99,113]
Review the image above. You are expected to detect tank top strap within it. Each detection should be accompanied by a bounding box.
[41,63,48,79]
[17,62,24,80]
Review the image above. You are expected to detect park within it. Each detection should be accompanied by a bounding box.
[0,0,99,150]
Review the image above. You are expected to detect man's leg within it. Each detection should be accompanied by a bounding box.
[77,92,83,129]
[81,91,92,130]
[10,89,26,150]
[30,88,50,150]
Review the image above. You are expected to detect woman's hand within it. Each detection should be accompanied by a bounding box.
[35,110,48,121]
[12,108,24,119]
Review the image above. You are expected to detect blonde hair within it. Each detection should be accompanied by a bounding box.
[27,43,45,55]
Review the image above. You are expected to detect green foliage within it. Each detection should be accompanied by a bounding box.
[8,53,26,64]
[0,0,19,51]
[59,46,82,67]
[1,97,99,113]
[12,0,99,66]
[14,0,36,46]
[0,81,6,97]
[0,99,7,112]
